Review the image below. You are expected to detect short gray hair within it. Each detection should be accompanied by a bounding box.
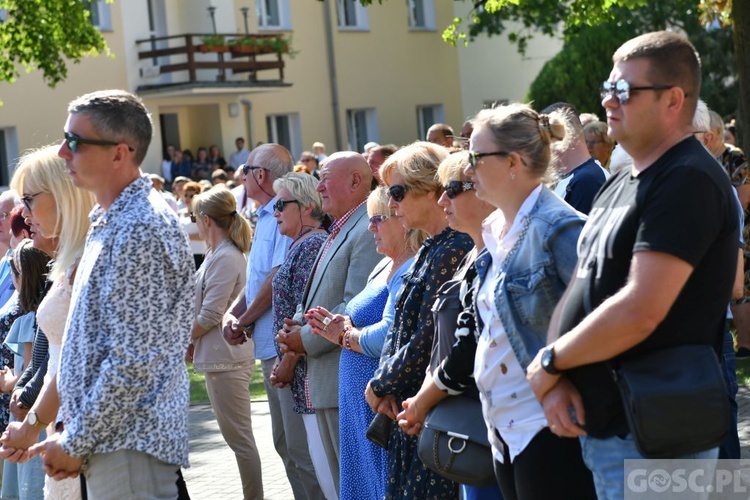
[254,144,294,180]
[692,99,710,133]
[273,172,326,222]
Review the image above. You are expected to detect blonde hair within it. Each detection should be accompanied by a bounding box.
[10,145,94,282]
[380,141,448,196]
[437,151,471,184]
[273,172,326,223]
[473,103,567,181]
[193,186,252,253]
[366,186,426,253]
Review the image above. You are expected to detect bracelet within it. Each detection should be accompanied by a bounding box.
[240,323,254,335]
[343,326,353,350]
[338,328,346,347]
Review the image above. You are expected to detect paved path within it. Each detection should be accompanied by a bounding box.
[185,387,750,499]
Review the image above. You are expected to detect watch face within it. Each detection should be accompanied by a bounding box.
[542,349,552,368]
[28,412,37,425]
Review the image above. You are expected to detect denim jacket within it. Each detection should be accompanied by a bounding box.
[475,186,585,371]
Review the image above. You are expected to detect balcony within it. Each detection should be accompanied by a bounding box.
[135,33,292,96]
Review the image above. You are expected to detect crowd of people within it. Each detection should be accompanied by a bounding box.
[0,29,742,500]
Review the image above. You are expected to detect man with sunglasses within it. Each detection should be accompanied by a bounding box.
[542,102,609,215]
[29,90,194,498]
[222,145,325,499]
[527,32,739,498]
[276,152,380,496]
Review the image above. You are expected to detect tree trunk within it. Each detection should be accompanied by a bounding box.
[733,0,750,151]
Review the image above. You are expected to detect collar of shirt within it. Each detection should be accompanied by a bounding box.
[481,184,542,259]
[328,199,366,237]
[258,195,279,217]
[89,175,152,227]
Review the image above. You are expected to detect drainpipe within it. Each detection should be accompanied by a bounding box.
[323,0,343,151]
[240,99,254,147]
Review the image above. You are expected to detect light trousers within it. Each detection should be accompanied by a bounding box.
[205,367,263,500]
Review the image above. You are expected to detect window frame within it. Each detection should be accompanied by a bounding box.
[336,0,369,31]
[256,0,292,31]
[416,104,445,141]
[407,0,435,31]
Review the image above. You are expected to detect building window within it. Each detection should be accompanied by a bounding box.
[86,1,112,31]
[266,113,302,159]
[256,0,292,30]
[346,109,378,153]
[337,0,369,31]
[407,0,435,31]
[416,104,445,141]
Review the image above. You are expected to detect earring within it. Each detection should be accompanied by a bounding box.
[510,172,516,181]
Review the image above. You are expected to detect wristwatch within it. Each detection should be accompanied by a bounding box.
[541,346,562,375]
[27,411,48,429]
[239,323,254,336]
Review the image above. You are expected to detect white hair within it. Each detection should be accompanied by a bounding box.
[692,99,711,133]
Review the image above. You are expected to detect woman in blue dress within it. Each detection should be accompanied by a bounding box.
[306,186,424,499]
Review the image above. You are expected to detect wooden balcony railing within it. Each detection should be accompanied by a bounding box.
[135,33,287,84]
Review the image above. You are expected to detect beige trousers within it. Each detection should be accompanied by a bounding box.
[205,368,263,500]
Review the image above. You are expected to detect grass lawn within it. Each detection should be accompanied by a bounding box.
[188,360,267,405]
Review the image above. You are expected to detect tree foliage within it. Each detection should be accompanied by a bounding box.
[0,0,108,87]
[526,2,737,120]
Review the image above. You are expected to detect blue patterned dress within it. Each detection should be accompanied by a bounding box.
[370,227,473,499]
[339,257,414,500]
[0,293,22,432]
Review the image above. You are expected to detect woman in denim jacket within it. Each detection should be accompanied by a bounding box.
[399,103,596,499]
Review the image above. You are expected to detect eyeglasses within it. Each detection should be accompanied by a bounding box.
[468,151,510,168]
[64,131,134,153]
[184,193,196,199]
[369,214,393,225]
[443,180,475,199]
[387,184,409,202]
[21,192,42,212]
[273,199,299,213]
[585,139,604,147]
[600,79,675,105]
[241,164,267,175]
[301,158,315,163]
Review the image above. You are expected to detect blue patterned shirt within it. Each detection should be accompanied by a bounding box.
[58,175,194,467]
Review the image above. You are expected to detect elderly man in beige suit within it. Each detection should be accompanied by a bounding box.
[279,152,381,496]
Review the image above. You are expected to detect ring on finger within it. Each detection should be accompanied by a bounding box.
[322,317,332,326]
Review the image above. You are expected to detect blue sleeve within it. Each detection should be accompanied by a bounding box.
[359,258,412,358]
[565,166,607,215]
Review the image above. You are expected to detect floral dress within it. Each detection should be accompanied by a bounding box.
[0,293,22,432]
[272,232,328,413]
[369,227,473,499]
[721,146,750,300]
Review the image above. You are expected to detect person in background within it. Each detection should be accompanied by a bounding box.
[543,102,609,215]
[211,169,229,185]
[209,144,227,170]
[583,121,616,170]
[229,137,250,170]
[0,190,20,307]
[179,181,206,269]
[426,123,455,148]
[150,174,179,213]
[312,142,327,163]
[162,144,176,185]
[190,186,261,499]
[368,145,397,186]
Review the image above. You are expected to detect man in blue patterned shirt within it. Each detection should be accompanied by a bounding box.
[31,90,194,498]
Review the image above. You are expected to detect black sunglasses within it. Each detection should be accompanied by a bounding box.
[388,184,409,202]
[21,192,42,212]
[273,199,300,213]
[444,181,475,199]
[64,131,134,153]
[600,79,675,105]
[468,150,509,168]
[189,212,197,223]
[241,164,267,175]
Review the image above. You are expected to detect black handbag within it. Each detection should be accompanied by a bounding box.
[417,396,496,486]
[366,413,393,450]
[611,344,730,458]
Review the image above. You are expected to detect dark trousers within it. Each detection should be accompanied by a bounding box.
[493,427,596,500]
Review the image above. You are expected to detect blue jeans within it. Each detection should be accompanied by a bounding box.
[579,434,718,500]
[720,325,740,459]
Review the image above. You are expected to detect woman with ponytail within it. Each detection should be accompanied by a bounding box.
[189,185,263,499]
